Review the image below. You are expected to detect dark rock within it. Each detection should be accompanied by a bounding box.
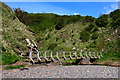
[76,58,91,65]
[20,67,29,70]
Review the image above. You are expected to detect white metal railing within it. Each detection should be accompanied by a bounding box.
[25,39,103,63]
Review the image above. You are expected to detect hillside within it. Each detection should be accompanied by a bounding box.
[1,2,120,65]
[15,8,119,65]
[1,2,35,64]
[37,22,91,51]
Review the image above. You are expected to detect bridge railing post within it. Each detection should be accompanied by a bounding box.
[80,50,83,58]
[50,52,54,61]
[36,48,41,61]
[29,46,34,63]
[93,52,97,59]
[74,51,78,59]
[69,52,72,59]
[63,52,66,60]
[56,52,60,60]
[88,52,92,58]
[85,51,89,58]
[100,52,103,57]
[83,51,85,58]
[97,52,100,59]
[44,52,48,61]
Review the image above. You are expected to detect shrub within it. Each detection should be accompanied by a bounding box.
[36,37,43,42]
[95,14,108,27]
[73,42,76,45]
[71,30,74,33]
[62,40,65,43]
[89,43,95,48]
[2,52,20,65]
[72,35,74,37]
[56,38,59,42]
[84,16,96,22]
[92,32,99,39]
[93,26,99,32]
[110,9,120,21]
[14,8,29,25]
[48,43,57,50]
[85,23,96,33]
[69,15,81,22]
[80,30,90,42]
[2,46,6,51]
[45,34,50,40]
[111,18,120,29]
[55,19,65,30]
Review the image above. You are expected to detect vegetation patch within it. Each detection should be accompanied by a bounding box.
[92,32,99,40]
[48,43,57,50]
[62,59,76,66]
[96,52,119,63]
[2,52,20,65]
[4,65,24,70]
[80,30,90,42]
[1,2,120,65]
[95,14,108,27]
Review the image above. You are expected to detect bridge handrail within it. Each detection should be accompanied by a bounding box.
[25,39,103,63]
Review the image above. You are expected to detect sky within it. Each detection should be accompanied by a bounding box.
[4,2,119,18]
[1,0,120,2]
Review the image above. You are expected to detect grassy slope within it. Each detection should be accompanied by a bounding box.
[96,27,120,64]
[96,15,120,64]
[36,16,119,65]
[2,2,35,54]
[1,2,119,66]
[1,2,35,65]
[37,21,102,53]
[37,22,91,51]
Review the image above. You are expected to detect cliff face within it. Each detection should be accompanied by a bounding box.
[1,2,35,54]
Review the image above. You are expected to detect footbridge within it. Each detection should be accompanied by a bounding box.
[22,39,103,64]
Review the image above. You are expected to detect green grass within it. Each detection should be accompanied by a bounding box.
[62,59,76,66]
[97,55,119,62]
[96,52,119,63]
[2,2,35,54]
[4,65,24,70]
[2,52,20,65]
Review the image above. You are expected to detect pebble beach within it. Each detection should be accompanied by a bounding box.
[2,65,119,78]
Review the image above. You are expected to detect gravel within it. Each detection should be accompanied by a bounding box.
[2,65,119,78]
